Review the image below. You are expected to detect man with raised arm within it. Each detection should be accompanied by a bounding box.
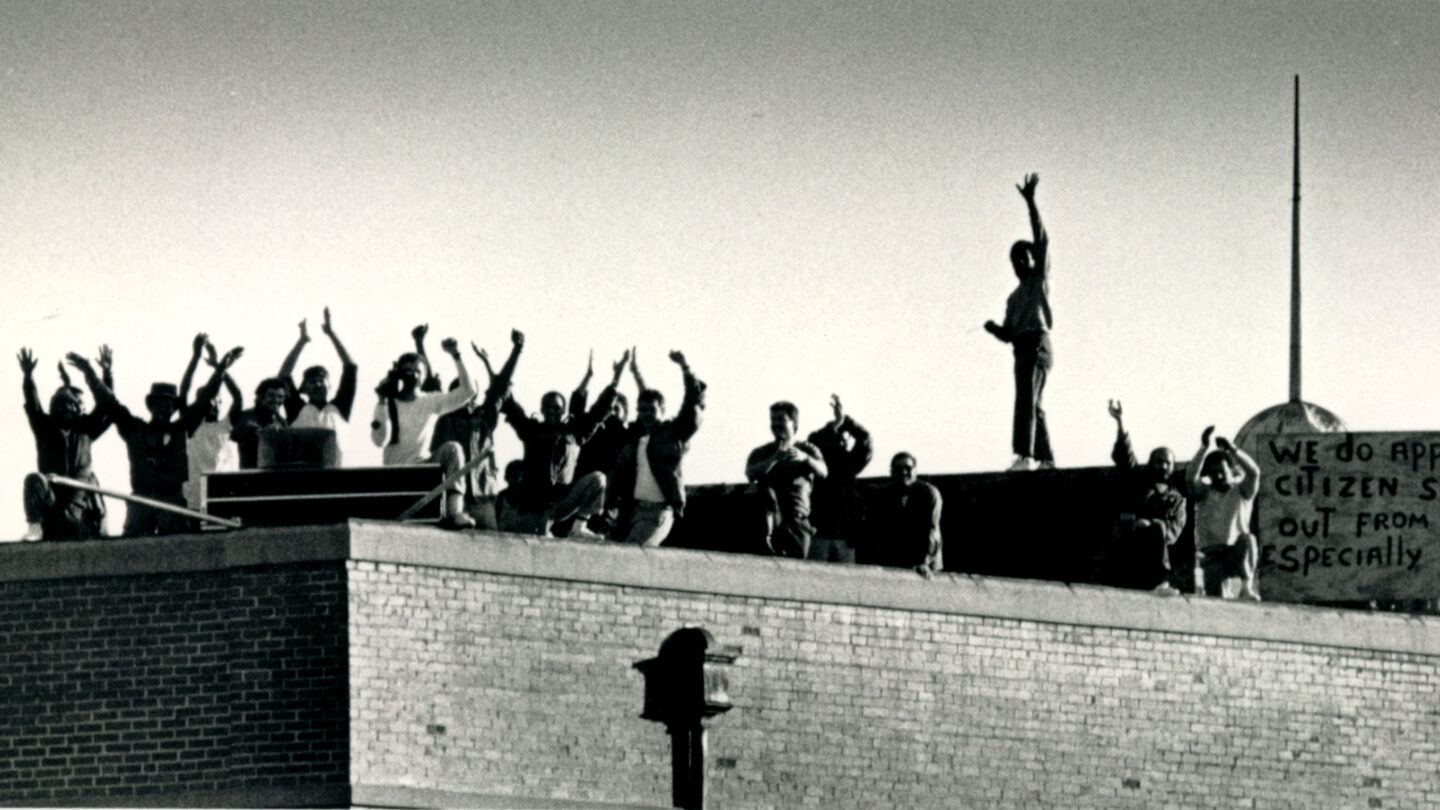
[501,349,629,539]
[410,324,444,393]
[746,401,828,558]
[1100,400,1187,592]
[866,452,944,577]
[370,335,479,528]
[1188,426,1262,600]
[278,308,358,433]
[19,348,113,541]
[806,394,873,563]
[609,350,706,547]
[984,172,1055,472]
[68,344,241,536]
[183,340,244,512]
[429,330,525,530]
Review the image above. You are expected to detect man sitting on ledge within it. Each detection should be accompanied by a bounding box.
[19,348,112,541]
[1100,400,1187,594]
[370,336,478,528]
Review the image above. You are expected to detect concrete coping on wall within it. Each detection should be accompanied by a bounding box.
[2,520,1437,658]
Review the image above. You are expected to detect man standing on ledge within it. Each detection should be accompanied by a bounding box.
[985,172,1055,472]
[1188,426,1262,600]
[746,401,827,558]
[609,350,705,547]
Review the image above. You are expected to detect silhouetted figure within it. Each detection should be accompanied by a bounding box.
[495,460,542,534]
[610,350,705,547]
[865,452,943,577]
[559,349,635,535]
[182,338,243,511]
[745,401,828,558]
[501,349,629,539]
[985,172,1054,472]
[1188,427,1262,600]
[806,394,872,563]
[68,345,240,536]
[278,308,358,463]
[1101,400,1187,593]
[370,336,478,528]
[429,331,524,530]
[19,348,112,541]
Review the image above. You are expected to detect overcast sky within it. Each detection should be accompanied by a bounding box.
[4,1,1438,533]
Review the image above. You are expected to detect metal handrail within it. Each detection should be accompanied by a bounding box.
[46,473,243,530]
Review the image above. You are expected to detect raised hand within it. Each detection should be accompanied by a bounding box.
[18,349,37,376]
[192,332,209,356]
[471,342,489,363]
[440,337,460,357]
[1017,173,1038,199]
[669,350,687,367]
[57,362,72,387]
[322,307,334,336]
[298,318,309,342]
[412,324,428,343]
[830,394,843,425]
[587,348,594,375]
[1107,399,1123,422]
[510,329,524,348]
[612,349,631,378]
[97,345,113,373]
[203,342,220,368]
[64,352,94,375]
[218,347,244,368]
[1201,425,1215,447]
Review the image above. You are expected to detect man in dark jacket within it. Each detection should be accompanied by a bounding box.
[609,351,705,546]
[806,394,872,563]
[19,347,113,541]
[1101,399,1188,592]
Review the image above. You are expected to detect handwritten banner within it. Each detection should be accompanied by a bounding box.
[1256,432,1440,602]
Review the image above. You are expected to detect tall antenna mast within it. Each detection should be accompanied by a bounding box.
[1289,74,1302,403]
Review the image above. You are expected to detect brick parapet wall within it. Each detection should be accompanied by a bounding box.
[343,522,1440,809]
[4,523,1439,808]
[0,529,350,807]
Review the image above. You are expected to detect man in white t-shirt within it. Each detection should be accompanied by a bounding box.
[1187,426,1262,600]
[278,308,358,464]
[184,341,244,511]
[370,336,478,528]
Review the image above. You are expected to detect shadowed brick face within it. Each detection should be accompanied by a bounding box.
[349,557,1440,809]
[0,562,348,803]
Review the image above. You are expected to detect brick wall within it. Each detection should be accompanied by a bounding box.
[0,536,349,806]
[346,525,1440,810]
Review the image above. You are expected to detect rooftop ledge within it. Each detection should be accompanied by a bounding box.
[2,520,1437,659]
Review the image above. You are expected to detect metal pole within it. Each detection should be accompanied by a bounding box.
[669,723,706,810]
[395,453,491,520]
[45,474,242,529]
[1289,74,1302,403]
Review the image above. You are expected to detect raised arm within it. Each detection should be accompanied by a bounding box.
[278,319,309,382]
[412,324,442,392]
[629,346,648,395]
[479,330,524,415]
[570,349,594,418]
[570,350,629,440]
[428,338,476,417]
[179,332,207,405]
[1187,426,1215,495]
[1017,172,1048,275]
[206,343,245,423]
[1218,436,1262,500]
[471,342,496,383]
[1109,399,1138,469]
[669,351,706,441]
[18,349,43,430]
[65,352,130,429]
[321,307,358,420]
[183,347,243,433]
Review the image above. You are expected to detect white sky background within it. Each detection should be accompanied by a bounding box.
[2,1,1438,533]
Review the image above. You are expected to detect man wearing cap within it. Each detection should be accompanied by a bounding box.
[69,344,242,536]
[18,347,114,541]
[277,307,358,464]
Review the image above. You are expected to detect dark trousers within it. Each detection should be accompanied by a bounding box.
[24,473,102,541]
[1012,332,1054,461]
[123,491,191,536]
[758,487,813,559]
